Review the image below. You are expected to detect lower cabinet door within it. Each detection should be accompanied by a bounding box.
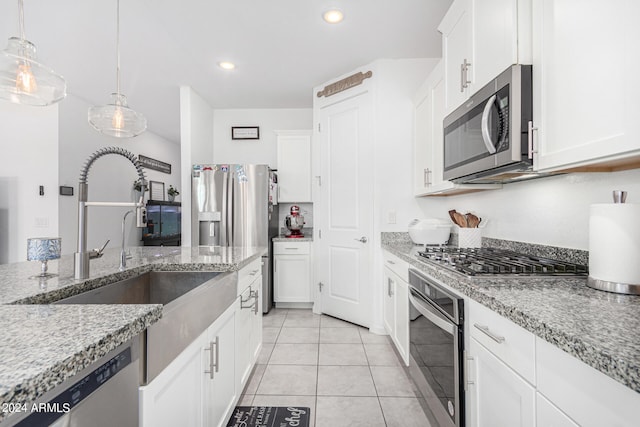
[382,268,396,336]
[468,338,535,427]
[394,278,410,366]
[139,331,207,427]
[274,255,311,302]
[250,277,263,363]
[236,287,253,392]
[536,392,579,427]
[203,304,237,427]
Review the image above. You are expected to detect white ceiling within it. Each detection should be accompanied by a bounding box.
[0,0,452,142]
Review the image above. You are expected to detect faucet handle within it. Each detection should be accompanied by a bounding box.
[89,239,110,259]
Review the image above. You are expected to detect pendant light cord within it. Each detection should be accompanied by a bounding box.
[116,0,121,99]
[18,0,25,41]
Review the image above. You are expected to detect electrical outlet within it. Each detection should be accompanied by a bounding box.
[388,210,397,224]
[34,217,49,228]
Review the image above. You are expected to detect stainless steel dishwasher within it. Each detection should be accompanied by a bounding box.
[2,339,140,427]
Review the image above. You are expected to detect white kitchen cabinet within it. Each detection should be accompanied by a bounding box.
[536,393,579,427]
[140,302,238,427]
[440,0,472,113]
[532,0,640,172]
[276,130,312,203]
[274,241,312,303]
[536,336,640,427]
[250,275,263,362]
[382,251,410,365]
[467,337,535,427]
[413,61,500,196]
[439,0,531,114]
[236,261,263,393]
[382,268,396,338]
[139,329,207,427]
[235,284,255,391]
[202,303,237,427]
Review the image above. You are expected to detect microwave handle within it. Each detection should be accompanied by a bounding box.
[481,94,498,154]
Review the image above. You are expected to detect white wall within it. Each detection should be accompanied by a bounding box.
[180,86,214,246]
[212,108,312,167]
[0,103,59,263]
[416,169,640,250]
[59,94,181,255]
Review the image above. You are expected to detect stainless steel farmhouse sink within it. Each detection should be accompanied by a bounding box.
[56,270,238,384]
[55,271,222,306]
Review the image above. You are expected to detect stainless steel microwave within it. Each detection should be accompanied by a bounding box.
[443,65,533,184]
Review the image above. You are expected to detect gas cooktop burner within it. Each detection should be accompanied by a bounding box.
[416,247,588,277]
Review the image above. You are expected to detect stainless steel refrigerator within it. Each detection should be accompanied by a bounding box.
[191,164,279,313]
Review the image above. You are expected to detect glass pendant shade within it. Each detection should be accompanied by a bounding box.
[89,0,146,138]
[0,37,66,106]
[88,93,147,138]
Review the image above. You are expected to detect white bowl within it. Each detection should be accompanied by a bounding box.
[408,219,451,245]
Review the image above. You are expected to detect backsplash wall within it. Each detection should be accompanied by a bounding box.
[415,168,640,250]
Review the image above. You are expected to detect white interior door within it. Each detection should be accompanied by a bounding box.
[316,91,373,328]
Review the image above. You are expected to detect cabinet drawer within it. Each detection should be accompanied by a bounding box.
[469,299,535,384]
[382,250,409,282]
[536,337,640,427]
[273,241,310,255]
[238,258,262,294]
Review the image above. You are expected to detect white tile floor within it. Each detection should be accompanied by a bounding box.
[239,308,432,427]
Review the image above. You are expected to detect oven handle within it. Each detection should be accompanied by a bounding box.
[481,94,498,154]
[408,287,455,335]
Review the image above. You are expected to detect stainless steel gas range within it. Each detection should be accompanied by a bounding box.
[407,247,587,427]
[416,247,588,278]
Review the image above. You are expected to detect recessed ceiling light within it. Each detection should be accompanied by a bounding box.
[323,9,344,24]
[218,61,235,70]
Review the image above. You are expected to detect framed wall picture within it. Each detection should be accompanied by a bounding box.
[149,181,165,201]
[231,126,260,140]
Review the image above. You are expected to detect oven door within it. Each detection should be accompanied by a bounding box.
[409,286,464,427]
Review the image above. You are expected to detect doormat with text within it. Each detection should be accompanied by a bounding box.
[227,406,310,427]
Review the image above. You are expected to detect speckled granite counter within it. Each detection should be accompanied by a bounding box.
[0,245,266,420]
[273,227,314,242]
[381,234,640,394]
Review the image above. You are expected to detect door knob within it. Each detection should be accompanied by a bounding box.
[354,236,368,243]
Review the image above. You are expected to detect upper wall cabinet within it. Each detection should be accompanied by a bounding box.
[276,130,312,203]
[439,0,532,114]
[532,0,640,172]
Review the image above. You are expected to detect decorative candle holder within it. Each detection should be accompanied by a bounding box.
[27,237,61,279]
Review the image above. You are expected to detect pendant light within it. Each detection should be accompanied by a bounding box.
[88,0,146,138]
[0,0,66,106]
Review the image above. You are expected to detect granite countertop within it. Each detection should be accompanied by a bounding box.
[381,235,640,394]
[0,245,266,420]
[273,227,314,242]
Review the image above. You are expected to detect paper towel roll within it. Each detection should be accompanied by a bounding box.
[589,203,640,285]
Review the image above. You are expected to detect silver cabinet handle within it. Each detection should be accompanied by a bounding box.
[474,324,505,344]
[386,260,395,265]
[250,269,259,276]
[284,247,299,250]
[426,168,432,186]
[354,236,368,243]
[423,168,428,187]
[241,292,256,310]
[462,59,472,89]
[387,278,394,297]
[204,336,219,379]
[527,120,538,160]
[252,290,259,315]
[460,62,465,92]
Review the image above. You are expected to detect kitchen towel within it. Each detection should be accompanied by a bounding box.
[589,203,640,285]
